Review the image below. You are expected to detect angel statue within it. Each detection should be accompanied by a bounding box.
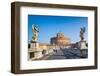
[32,24,39,42]
[80,27,85,41]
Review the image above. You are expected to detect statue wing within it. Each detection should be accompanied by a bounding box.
[35,25,39,32]
[32,24,39,32]
[32,24,34,29]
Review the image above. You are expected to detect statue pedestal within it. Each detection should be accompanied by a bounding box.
[33,49,43,59]
[28,41,43,60]
[78,41,87,49]
[78,40,87,57]
[30,41,39,49]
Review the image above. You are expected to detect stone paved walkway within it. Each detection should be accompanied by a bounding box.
[35,48,88,60]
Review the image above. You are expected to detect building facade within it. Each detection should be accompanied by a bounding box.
[50,32,70,46]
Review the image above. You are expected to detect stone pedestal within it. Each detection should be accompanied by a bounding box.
[30,42,39,49]
[33,50,43,59]
[28,41,43,60]
[78,41,87,49]
[78,41,88,58]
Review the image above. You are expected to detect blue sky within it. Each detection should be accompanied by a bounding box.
[28,15,88,43]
